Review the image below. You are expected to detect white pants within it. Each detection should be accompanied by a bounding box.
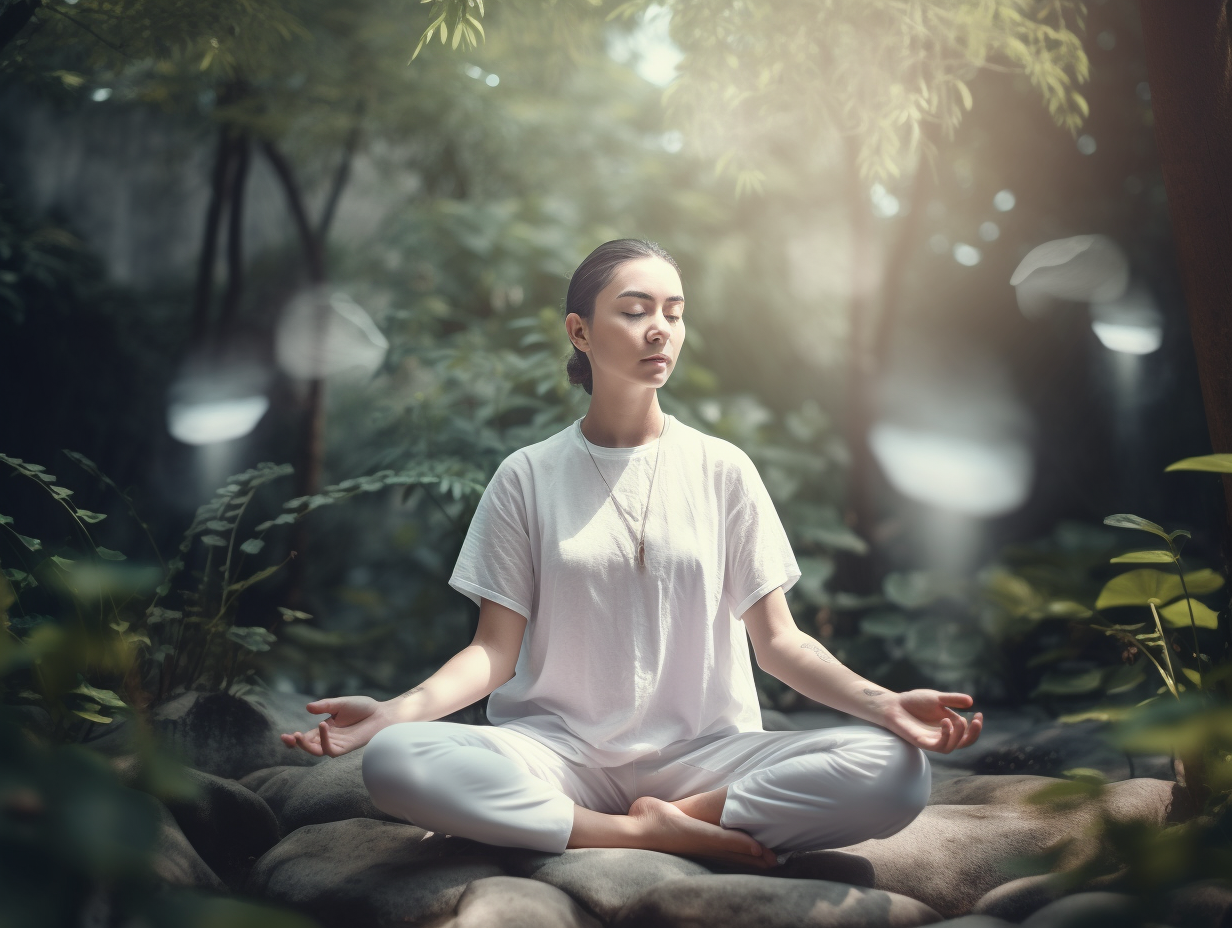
[361,721,931,857]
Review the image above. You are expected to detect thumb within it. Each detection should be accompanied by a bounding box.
[940,692,973,707]
[306,698,338,715]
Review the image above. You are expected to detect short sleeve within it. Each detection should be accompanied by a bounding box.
[448,457,535,619]
[724,453,802,619]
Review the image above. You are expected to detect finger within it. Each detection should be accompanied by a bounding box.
[306,699,335,715]
[940,692,974,709]
[957,712,984,749]
[931,717,952,752]
[280,732,296,747]
[947,714,969,752]
[295,730,322,757]
[319,721,334,757]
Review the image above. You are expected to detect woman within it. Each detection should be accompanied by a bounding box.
[281,239,984,869]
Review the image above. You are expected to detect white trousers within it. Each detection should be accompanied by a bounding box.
[361,721,931,857]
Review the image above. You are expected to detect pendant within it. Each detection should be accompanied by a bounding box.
[637,541,646,568]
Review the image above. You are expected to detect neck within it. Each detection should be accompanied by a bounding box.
[580,386,664,447]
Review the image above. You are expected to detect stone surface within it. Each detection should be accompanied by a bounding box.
[502,847,710,923]
[1165,879,1232,928]
[247,817,506,928]
[832,777,1180,918]
[240,750,400,837]
[611,874,942,928]
[432,875,602,928]
[113,756,280,889]
[771,850,877,888]
[928,918,1016,928]
[1018,892,1140,928]
[969,873,1070,922]
[151,798,226,892]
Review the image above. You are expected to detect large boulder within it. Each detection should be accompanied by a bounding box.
[150,798,226,892]
[1018,892,1140,928]
[503,847,710,923]
[830,776,1181,918]
[433,875,602,928]
[246,818,506,928]
[112,755,280,889]
[239,751,400,838]
[610,874,942,928]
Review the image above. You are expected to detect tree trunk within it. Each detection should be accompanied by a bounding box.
[1138,0,1232,526]
[0,0,42,55]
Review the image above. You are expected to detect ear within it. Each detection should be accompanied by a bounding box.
[564,312,591,353]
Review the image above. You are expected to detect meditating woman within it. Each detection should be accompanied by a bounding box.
[280,238,984,868]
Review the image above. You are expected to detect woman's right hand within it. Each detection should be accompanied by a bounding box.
[280,695,387,757]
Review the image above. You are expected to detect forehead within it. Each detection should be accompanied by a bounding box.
[602,256,683,298]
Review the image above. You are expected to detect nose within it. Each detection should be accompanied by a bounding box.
[646,312,669,345]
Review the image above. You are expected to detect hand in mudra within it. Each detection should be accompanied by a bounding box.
[881,689,983,754]
[280,695,385,757]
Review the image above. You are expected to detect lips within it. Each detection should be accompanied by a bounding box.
[642,355,669,363]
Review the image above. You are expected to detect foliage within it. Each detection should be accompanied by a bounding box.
[0,593,318,927]
[414,0,1090,184]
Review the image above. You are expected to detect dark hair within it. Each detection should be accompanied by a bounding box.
[565,239,681,395]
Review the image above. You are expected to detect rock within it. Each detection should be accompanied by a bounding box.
[611,874,942,928]
[970,873,1070,922]
[85,689,329,780]
[965,718,1172,782]
[502,847,710,923]
[247,818,505,928]
[112,755,280,889]
[1019,892,1140,928]
[238,764,295,794]
[928,918,1016,928]
[833,777,1179,918]
[241,751,400,837]
[435,876,602,928]
[1165,879,1232,928]
[151,798,226,892]
[773,850,877,888]
[928,774,1065,807]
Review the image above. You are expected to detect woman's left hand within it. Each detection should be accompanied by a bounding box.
[879,689,983,753]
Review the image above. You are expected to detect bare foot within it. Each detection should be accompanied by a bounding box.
[627,796,778,869]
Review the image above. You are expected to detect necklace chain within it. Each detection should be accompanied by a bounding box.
[580,415,668,568]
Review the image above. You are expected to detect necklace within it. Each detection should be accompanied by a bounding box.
[579,415,669,569]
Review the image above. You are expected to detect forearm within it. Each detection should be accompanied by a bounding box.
[758,629,892,727]
[381,642,511,724]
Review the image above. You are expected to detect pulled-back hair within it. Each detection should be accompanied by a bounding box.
[564,239,681,395]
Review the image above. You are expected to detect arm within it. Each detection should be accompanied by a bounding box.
[281,597,526,756]
[741,587,983,753]
[383,597,527,724]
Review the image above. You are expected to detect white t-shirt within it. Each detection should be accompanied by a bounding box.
[448,414,801,767]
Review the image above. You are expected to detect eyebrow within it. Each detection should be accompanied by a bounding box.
[616,289,685,304]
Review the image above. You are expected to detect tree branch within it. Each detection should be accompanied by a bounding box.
[316,114,362,243]
[216,133,251,338]
[0,0,41,57]
[260,139,326,283]
[191,128,235,342]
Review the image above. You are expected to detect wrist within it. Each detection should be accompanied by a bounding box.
[381,689,429,725]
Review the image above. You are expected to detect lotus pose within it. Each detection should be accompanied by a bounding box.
[281,239,983,868]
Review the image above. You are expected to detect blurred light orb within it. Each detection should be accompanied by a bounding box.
[275,289,389,380]
[928,234,949,255]
[870,183,900,218]
[993,189,1016,212]
[1096,30,1116,50]
[1089,285,1164,355]
[1010,234,1129,318]
[464,65,483,79]
[91,87,112,102]
[607,3,682,87]
[1136,81,1151,102]
[660,130,684,153]
[485,73,500,87]
[1077,134,1097,155]
[870,424,1033,517]
[169,396,269,446]
[978,221,1000,242]
[953,243,981,266]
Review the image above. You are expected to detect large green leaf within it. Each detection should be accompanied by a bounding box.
[95,547,126,561]
[1095,568,1223,609]
[1103,513,1169,541]
[1109,550,1175,564]
[1030,667,1108,697]
[71,682,127,708]
[1165,453,1232,473]
[1158,598,1220,630]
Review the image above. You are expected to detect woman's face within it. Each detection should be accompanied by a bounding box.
[566,256,685,393]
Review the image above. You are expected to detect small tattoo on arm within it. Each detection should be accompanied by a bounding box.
[405,685,425,697]
[863,688,885,697]
[800,641,836,663]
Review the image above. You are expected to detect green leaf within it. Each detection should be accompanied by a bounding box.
[1165,453,1232,473]
[1181,667,1203,686]
[200,535,228,547]
[75,510,107,523]
[1158,598,1220,630]
[255,513,298,532]
[1103,514,1170,542]
[1110,550,1175,564]
[50,486,74,499]
[70,682,126,708]
[277,606,313,621]
[1030,667,1108,697]
[206,520,234,532]
[95,547,126,561]
[226,625,277,652]
[50,555,74,570]
[15,534,41,551]
[1057,706,1136,723]
[0,514,11,524]
[239,539,265,555]
[1094,569,1216,609]
[72,709,113,724]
